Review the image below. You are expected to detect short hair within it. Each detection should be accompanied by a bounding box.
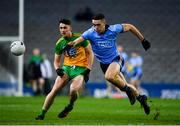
[92,13,105,20]
[59,19,71,25]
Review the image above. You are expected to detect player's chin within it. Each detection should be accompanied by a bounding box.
[95,29,100,32]
[61,33,67,37]
[96,30,104,34]
[62,34,66,37]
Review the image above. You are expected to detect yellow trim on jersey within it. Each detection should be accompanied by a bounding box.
[56,37,64,45]
[73,33,81,37]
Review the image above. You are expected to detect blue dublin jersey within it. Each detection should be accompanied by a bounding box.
[82,24,123,64]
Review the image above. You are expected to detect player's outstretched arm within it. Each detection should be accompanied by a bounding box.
[122,23,144,41]
[122,23,151,51]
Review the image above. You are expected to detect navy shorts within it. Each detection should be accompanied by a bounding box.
[100,55,124,74]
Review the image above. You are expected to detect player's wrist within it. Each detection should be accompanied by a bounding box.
[141,39,151,51]
[56,68,64,76]
[141,38,146,43]
[86,68,91,74]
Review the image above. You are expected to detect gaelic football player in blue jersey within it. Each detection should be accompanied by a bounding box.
[68,13,151,115]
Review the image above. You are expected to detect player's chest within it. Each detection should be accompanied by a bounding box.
[93,32,116,41]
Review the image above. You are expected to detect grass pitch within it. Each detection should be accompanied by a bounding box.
[0,96,180,125]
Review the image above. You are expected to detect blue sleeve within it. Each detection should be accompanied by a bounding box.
[82,29,90,40]
[114,24,124,33]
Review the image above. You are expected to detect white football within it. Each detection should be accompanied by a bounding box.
[10,41,26,56]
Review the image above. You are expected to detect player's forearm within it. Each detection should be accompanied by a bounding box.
[85,46,94,70]
[130,25,144,42]
[87,50,94,70]
[123,24,144,42]
[54,54,61,69]
[123,24,151,51]
[72,37,85,46]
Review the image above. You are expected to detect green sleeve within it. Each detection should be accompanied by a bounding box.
[55,38,64,55]
[73,32,89,47]
[80,40,90,47]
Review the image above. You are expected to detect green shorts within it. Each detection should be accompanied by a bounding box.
[62,65,87,80]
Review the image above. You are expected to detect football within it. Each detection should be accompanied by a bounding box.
[10,41,26,56]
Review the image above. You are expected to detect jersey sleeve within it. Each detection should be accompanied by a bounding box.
[81,28,92,40]
[114,24,124,33]
[55,38,64,55]
[73,32,89,47]
[81,40,90,47]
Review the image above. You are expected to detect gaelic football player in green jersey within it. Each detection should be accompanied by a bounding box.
[35,19,94,120]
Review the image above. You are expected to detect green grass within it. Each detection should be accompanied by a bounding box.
[0,96,180,125]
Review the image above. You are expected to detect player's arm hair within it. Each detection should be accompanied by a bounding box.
[84,44,94,70]
[122,23,145,42]
[54,54,62,70]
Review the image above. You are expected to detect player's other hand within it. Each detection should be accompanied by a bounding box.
[83,68,91,83]
[142,39,151,51]
[56,68,64,77]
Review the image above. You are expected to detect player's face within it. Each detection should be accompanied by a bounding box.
[59,23,72,37]
[92,19,106,34]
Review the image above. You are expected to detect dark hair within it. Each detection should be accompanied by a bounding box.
[92,13,105,20]
[59,19,71,25]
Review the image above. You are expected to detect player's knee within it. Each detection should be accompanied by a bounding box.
[105,74,114,83]
[70,85,79,93]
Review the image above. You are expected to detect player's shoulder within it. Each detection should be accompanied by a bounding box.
[82,26,95,39]
[56,37,64,45]
[109,24,122,30]
[108,24,123,33]
[73,32,81,37]
[85,26,94,33]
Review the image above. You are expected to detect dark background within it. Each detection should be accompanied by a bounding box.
[0,0,180,83]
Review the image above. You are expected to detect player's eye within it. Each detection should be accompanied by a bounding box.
[60,27,67,29]
[93,24,101,26]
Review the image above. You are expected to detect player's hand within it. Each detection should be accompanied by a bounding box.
[141,39,151,51]
[56,68,64,77]
[83,68,91,83]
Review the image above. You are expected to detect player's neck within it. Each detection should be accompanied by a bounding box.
[98,25,109,35]
[64,32,72,39]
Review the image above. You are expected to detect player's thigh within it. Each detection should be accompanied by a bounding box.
[105,62,120,77]
[70,75,84,91]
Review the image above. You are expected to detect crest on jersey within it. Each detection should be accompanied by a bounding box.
[66,47,77,57]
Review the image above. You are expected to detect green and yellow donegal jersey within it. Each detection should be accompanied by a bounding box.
[55,33,90,67]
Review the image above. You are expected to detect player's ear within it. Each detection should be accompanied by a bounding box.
[102,19,106,25]
[69,25,72,31]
